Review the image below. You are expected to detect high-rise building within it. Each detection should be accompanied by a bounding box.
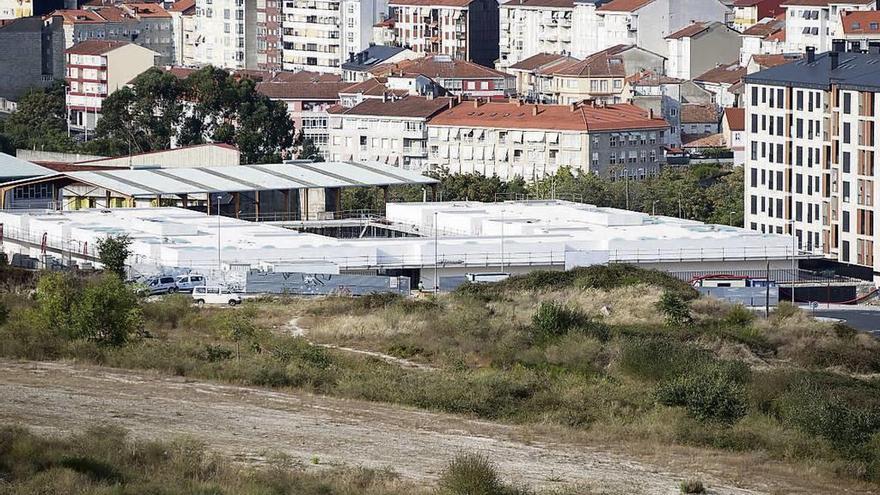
[193,0,258,69]
[744,43,880,283]
[280,0,387,74]
[169,0,198,66]
[256,0,281,71]
[497,0,574,72]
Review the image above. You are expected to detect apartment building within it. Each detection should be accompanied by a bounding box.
[739,16,786,66]
[0,16,64,100]
[497,0,574,72]
[193,0,258,69]
[370,55,515,97]
[781,0,874,52]
[65,40,158,134]
[51,4,175,65]
[387,0,499,67]
[169,0,197,66]
[570,0,731,59]
[628,70,695,146]
[256,77,352,156]
[835,10,880,49]
[722,106,746,164]
[744,45,880,282]
[256,0,281,71]
[280,0,387,74]
[507,52,577,100]
[327,95,454,170]
[694,61,746,107]
[426,100,669,180]
[681,103,720,135]
[731,0,785,32]
[666,22,742,80]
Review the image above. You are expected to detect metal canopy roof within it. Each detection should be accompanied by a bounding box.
[3,161,439,197]
[0,153,56,180]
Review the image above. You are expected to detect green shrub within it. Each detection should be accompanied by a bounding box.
[438,453,509,495]
[680,479,705,493]
[723,304,755,327]
[70,274,143,347]
[656,362,749,424]
[142,294,195,329]
[656,291,692,327]
[618,338,707,382]
[531,302,587,338]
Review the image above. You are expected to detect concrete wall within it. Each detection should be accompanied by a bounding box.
[0,17,44,100]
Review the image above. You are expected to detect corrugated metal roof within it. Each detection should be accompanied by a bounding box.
[18,161,438,197]
[0,153,56,180]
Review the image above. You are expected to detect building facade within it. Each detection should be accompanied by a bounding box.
[0,16,64,100]
[731,0,785,32]
[426,100,669,180]
[193,0,258,69]
[65,40,158,135]
[51,4,175,66]
[327,95,454,170]
[744,45,880,282]
[781,0,874,52]
[497,0,574,72]
[666,21,742,81]
[370,55,515,97]
[169,0,197,66]
[256,0,282,71]
[387,0,499,67]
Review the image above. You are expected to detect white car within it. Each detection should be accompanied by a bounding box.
[142,276,178,296]
[175,274,206,293]
[192,286,242,306]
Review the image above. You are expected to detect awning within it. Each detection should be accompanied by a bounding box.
[510,131,523,143]
[525,131,545,142]
[547,132,559,143]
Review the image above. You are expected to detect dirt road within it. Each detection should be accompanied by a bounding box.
[0,360,866,494]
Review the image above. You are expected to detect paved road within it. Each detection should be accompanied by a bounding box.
[812,309,880,336]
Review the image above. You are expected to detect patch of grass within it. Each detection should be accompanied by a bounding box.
[680,478,705,494]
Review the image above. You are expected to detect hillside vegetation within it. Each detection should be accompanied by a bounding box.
[1,265,879,488]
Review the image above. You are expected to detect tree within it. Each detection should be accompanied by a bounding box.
[71,274,143,346]
[87,68,184,156]
[0,81,74,152]
[96,234,132,280]
[221,306,257,361]
[33,272,80,337]
[296,136,324,162]
[656,291,692,327]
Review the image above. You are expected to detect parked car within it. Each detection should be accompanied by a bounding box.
[192,286,242,306]
[141,276,178,296]
[175,274,206,293]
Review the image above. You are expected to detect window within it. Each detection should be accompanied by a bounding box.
[843,151,851,173]
[844,122,851,144]
[842,240,850,262]
[843,211,850,232]
[843,92,852,114]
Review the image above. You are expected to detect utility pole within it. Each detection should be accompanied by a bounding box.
[791,219,796,304]
[217,194,222,280]
[433,211,439,293]
[765,260,770,318]
[678,193,683,218]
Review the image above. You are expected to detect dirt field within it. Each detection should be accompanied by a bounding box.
[0,359,872,495]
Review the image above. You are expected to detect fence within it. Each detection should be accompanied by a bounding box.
[245,271,410,296]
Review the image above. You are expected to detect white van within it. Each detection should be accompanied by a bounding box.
[175,274,206,293]
[192,286,242,306]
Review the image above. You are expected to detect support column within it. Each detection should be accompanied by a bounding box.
[254,190,260,221]
[302,189,310,221]
[282,189,290,220]
[430,183,438,202]
[155,194,161,208]
[381,185,389,214]
[181,194,189,208]
[233,192,241,219]
[105,190,112,208]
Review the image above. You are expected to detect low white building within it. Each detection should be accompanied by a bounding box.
[0,202,799,287]
[327,96,455,171]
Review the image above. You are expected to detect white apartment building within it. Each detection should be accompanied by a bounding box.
[193,0,258,69]
[744,46,880,283]
[426,100,669,180]
[281,0,387,74]
[327,95,454,171]
[781,0,874,52]
[835,10,880,49]
[65,40,158,134]
[170,0,198,66]
[570,0,731,59]
[497,0,574,72]
[738,16,785,66]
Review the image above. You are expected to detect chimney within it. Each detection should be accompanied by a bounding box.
[830,50,839,70]
[806,46,815,63]
[532,104,539,116]
[569,101,577,112]
[831,39,846,53]
[648,108,654,119]
[473,98,480,108]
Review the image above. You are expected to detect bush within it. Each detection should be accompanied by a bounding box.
[723,304,755,327]
[531,302,587,339]
[656,362,749,424]
[618,338,707,382]
[680,479,706,493]
[70,275,143,346]
[438,453,509,495]
[656,291,692,327]
[142,294,195,329]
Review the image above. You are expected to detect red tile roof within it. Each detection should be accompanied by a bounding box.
[270,71,343,83]
[502,0,574,7]
[334,95,455,118]
[67,39,131,55]
[429,101,668,132]
[741,18,784,37]
[682,133,725,148]
[694,63,746,85]
[124,3,171,18]
[508,53,576,71]
[370,55,511,80]
[169,0,196,13]
[681,104,719,124]
[750,53,801,69]
[549,50,626,78]
[340,77,409,97]
[596,0,655,12]
[626,69,684,85]
[841,10,880,35]
[723,107,745,131]
[256,81,351,100]
[666,22,709,39]
[389,0,474,6]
